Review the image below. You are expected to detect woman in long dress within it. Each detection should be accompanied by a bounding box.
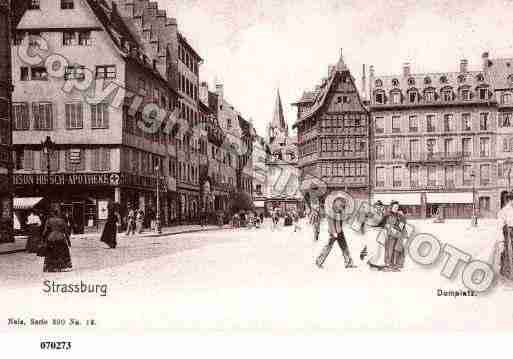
[42,205,72,272]
[100,203,119,249]
[25,211,42,253]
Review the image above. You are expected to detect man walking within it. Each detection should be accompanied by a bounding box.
[383,201,406,271]
[315,197,355,269]
[498,193,513,280]
[309,204,321,241]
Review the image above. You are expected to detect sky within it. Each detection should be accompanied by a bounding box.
[160,0,513,138]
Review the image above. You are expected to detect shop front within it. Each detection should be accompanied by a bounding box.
[371,192,422,217]
[425,192,473,219]
[13,172,166,233]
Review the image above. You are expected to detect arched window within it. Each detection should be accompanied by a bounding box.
[374,90,386,104]
[407,88,419,103]
[476,73,485,82]
[391,78,399,87]
[459,86,471,101]
[424,76,432,85]
[390,90,402,104]
[424,88,435,102]
[408,77,415,86]
[458,74,466,83]
[441,87,454,102]
[440,75,448,84]
[375,79,383,87]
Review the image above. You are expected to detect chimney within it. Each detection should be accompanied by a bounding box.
[216,83,224,99]
[361,64,367,100]
[369,65,375,93]
[403,62,410,77]
[482,52,490,70]
[460,59,468,73]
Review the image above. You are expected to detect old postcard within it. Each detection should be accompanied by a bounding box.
[1,0,513,353]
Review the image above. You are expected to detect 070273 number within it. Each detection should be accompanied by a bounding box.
[40,341,71,350]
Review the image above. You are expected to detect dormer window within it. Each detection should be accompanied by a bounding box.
[502,93,512,104]
[458,74,466,83]
[460,88,471,101]
[476,73,485,82]
[391,78,399,87]
[390,91,401,104]
[408,90,419,103]
[440,75,448,84]
[375,91,385,104]
[375,79,383,87]
[424,89,435,102]
[408,77,415,86]
[441,88,453,101]
[61,0,74,9]
[424,76,432,85]
[479,87,489,100]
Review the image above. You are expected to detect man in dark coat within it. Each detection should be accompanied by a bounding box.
[383,201,407,271]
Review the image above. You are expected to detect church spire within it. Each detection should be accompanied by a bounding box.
[271,89,288,137]
[336,48,348,72]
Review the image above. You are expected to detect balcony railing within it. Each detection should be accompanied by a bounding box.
[406,151,464,165]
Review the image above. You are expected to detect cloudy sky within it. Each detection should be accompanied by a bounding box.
[162,0,513,137]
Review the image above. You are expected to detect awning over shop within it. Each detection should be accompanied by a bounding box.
[13,197,43,210]
[372,193,421,206]
[253,201,266,208]
[426,192,473,204]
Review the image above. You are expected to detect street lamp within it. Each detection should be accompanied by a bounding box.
[41,136,54,188]
[155,164,162,234]
[470,170,478,227]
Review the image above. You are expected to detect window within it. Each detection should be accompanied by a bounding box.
[479,88,489,100]
[78,31,92,46]
[91,103,108,128]
[65,103,83,129]
[61,0,74,9]
[32,102,53,130]
[424,90,435,102]
[31,66,48,81]
[29,0,40,10]
[426,139,436,156]
[63,31,75,46]
[409,139,420,160]
[391,92,401,104]
[480,112,489,131]
[20,67,29,81]
[480,138,490,157]
[391,79,399,87]
[375,79,383,87]
[64,65,85,80]
[392,116,400,132]
[443,114,453,132]
[13,103,29,130]
[479,197,491,211]
[91,148,110,171]
[426,115,435,132]
[409,91,418,103]
[393,166,402,187]
[375,117,384,133]
[375,92,385,104]
[40,150,59,172]
[501,113,512,127]
[427,166,437,186]
[461,89,470,101]
[480,164,490,185]
[462,113,471,131]
[392,141,401,159]
[424,77,432,85]
[462,138,472,157]
[445,166,455,188]
[410,166,420,187]
[95,65,116,79]
[443,138,453,156]
[376,167,385,187]
[227,118,232,129]
[463,165,472,185]
[440,76,448,84]
[375,141,384,160]
[409,115,418,132]
[66,149,86,171]
[442,90,453,101]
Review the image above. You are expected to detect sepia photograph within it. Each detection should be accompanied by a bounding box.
[1,0,513,353]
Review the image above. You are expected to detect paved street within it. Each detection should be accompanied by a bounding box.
[1,218,513,331]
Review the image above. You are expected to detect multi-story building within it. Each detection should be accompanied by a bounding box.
[251,134,269,214]
[293,51,371,207]
[0,0,13,242]
[369,56,498,218]
[11,0,179,233]
[237,114,254,197]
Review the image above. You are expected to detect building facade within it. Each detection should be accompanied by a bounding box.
[369,56,499,218]
[12,0,179,233]
[293,52,371,208]
[0,0,13,242]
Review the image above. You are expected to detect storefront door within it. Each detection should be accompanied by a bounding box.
[62,202,85,234]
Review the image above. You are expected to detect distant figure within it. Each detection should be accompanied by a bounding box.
[41,205,72,272]
[25,211,42,253]
[272,208,280,231]
[498,193,513,280]
[136,209,144,234]
[64,211,73,234]
[292,209,301,232]
[309,204,321,241]
[100,203,119,249]
[125,206,136,237]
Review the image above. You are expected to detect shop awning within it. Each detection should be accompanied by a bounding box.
[13,197,44,210]
[372,193,421,206]
[253,201,266,208]
[426,192,473,204]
